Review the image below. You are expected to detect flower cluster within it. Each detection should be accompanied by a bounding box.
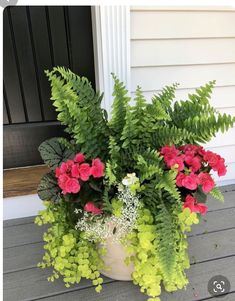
[55,153,105,194]
[75,177,142,242]
[183,195,208,215]
[160,144,227,215]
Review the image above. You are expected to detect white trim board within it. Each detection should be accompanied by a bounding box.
[3,194,44,220]
[91,6,131,115]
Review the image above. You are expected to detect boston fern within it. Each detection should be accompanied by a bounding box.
[35,67,235,301]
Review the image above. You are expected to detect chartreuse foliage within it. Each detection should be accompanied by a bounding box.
[124,205,199,301]
[35,201,105,291]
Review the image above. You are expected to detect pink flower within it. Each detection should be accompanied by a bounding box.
[60,162,68,173]
[182,173,198,190]
[71,164,80,178]
[55,167,61,178]
[84,202,103,215]
[198,172,215,193]
[58,174,70,190]
[217,160,227,177]
[161,145,179,156]
[64,178,80,194]
[176,173,186,187]
[74,153,85,163]
[79,163,91,181]
[183,194,208,215]
[185,155,201,172]
[203,151,219,167]
[196,203,208,215]
[90,158,105,178]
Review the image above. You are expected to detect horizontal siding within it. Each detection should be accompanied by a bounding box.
[131,38,235,67]
[131,11,235,39]
[134,85,235,108]
[130,7,235,183]
[131,64,235,91]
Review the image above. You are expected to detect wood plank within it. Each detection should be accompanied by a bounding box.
[48,6,70,67]
[4,227,235,274]
[3,201,235,249]
[29,6,56,121]
[207,190,235,211]
[3,165,49,198]
[190,207,235,236]
[3,222,48,249]
[3,216,35,227]
[131,64,235,92]
[3,267,113,301]
[131,11,235,39]
[3,8,26,123]
[131,38,235,67]
[68,7,95,87]
[12,257,234,301]
[10,6,43,122]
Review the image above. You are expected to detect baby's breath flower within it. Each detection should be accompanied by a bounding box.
[75,186,142,243]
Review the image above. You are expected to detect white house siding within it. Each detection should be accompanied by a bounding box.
[130,6,235,184]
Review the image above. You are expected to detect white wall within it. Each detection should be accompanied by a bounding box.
[130,6,235,184]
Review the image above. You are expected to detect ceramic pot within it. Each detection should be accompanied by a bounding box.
[99,237,134,281]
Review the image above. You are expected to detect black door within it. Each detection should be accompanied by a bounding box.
[3,6,95,169]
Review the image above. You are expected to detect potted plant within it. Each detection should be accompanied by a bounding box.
[35,67,235,301]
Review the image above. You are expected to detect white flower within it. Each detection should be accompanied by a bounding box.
[122,173,139,187]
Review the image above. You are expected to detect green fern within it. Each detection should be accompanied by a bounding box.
[109,74,130,139]
[210,186,224,202]
[156,169,181,201]
[46,67,109,160]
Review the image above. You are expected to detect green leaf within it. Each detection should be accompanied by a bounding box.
[210,186,224,202]
[194,186,207,203]
[37,172,61,203]
[38,137,75,170]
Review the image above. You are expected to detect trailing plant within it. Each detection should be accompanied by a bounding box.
[35,67,235,301]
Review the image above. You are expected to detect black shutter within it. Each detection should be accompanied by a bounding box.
[3,6,95,169]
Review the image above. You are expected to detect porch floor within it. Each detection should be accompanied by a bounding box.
[3,185,235,301]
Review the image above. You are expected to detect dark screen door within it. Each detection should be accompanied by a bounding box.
[3,6,95,169]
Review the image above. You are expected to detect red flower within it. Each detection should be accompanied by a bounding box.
[203,151,219,168]
[161,145,179,156]
[181,173,198,190]
[71,164,80,178]
[90,158,105,178]
[176,173,186,187]
[58,174,70,190]
[55,167,61,178]
[84,202,103,215]
[64,178,80,194]
[183,194,208,215]
[217,160,227,176]
[198,172,215,193]
[185,155,201,172]
[74,153,85,163]
[60,162,68,174]
[79,163,91,181]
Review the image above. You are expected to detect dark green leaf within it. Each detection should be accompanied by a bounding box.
[38,137,75,170]
[37,172,61,203]
[194,186,207,203]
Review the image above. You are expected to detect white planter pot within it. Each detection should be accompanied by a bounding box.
[99,238,134,281]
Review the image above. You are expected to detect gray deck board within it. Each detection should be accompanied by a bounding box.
[4,207,235,250]
[3,186,235,301]
[4,228,235,273]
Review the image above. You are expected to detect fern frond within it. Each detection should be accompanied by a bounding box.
[209,186,224,202]
[109,74,130,138]
[156,169,180,201]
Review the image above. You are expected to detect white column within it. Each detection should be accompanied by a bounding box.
[92,6,131,114]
